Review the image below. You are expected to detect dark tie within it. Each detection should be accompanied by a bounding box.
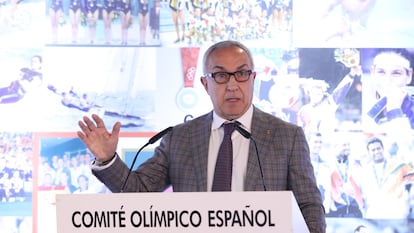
[212,122,236,191]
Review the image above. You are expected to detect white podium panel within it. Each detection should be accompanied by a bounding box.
[56,191,309,233]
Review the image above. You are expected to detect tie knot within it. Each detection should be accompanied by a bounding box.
[223,122,237,136]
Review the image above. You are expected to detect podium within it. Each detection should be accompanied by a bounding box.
[56,191,309,233]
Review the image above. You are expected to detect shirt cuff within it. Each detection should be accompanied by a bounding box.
[90,152,117,171]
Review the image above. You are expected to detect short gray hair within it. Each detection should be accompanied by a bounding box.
[202,40,255,74]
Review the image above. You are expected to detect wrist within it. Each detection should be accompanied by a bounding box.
[95,152,117,166]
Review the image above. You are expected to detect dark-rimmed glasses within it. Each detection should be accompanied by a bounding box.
[204,70,253,84]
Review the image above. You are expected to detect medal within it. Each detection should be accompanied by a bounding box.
[176,48,201,111]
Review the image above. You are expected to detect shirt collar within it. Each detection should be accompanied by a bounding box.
[212,105,253,131]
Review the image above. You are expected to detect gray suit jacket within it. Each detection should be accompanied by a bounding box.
[93,106,326,232]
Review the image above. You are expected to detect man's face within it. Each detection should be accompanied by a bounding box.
[337,141,351,158]
[309,135,323,155]
[201,46,255,120]
[367,141,385,163]
[371,52,413,95]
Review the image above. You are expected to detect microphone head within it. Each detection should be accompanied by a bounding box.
[148,126,173,144]
[121,126,173,192]
[235,122,266,191]
[235,123,251,139]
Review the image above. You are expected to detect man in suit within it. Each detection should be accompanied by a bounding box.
[77,40,326,233]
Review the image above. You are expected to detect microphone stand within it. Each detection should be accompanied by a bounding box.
[120,126,173,192]
[235,123,267,191]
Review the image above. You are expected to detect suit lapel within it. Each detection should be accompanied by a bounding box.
[191,112,213,191]
[190,109,272,191]
[245,108,269,191]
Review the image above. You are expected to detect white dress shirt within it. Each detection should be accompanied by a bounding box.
[207,105,253,191]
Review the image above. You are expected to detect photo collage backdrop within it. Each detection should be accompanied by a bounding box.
[0,0,413,232]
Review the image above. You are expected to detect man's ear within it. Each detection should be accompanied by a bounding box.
[200,77,208,91]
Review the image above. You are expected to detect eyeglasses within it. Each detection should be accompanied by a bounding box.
[205,70,253,84]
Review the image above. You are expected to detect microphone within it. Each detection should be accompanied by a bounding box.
[120,126,173,192]
[234,123,267,191]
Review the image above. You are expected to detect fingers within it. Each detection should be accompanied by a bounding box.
[77,131,86,141]
[77,115,120,161]
[83,115,97,129]
[78,118,90,136]
[78,114,121,137]
[92,114,106,129]
[77,115,100,139]
[78,114,103,131]
[112,121,121,136]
